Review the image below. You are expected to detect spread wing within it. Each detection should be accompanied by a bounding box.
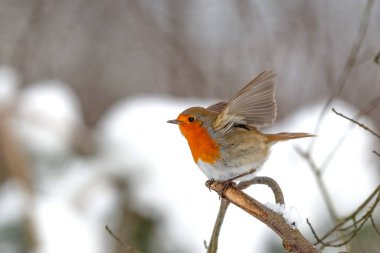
[212,71,277,133]
[207,101,227,113]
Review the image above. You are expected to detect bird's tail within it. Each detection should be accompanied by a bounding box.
[266,132,315,143]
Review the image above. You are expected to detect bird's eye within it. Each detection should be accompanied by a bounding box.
[188,116,194,122]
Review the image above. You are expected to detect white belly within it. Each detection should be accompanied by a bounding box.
[197,157,269,181]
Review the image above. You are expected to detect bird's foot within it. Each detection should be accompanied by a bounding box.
[206,179,236,199]
[219,179,235,199]
[205,179,216,191]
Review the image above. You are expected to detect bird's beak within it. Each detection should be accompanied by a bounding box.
[167,119,181,124]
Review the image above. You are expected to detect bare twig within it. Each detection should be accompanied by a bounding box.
[307,185,380,248]
[370,216,380,236]
[206,180,320,253]
[320,96,380,171]
[332,108,380,139]
[295,146,338,223]
[105,225,142,253]
[373,150,380,157]
[206,199,230,253]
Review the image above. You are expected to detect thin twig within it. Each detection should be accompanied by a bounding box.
[295,146,338,223]
[373,150,380,157]
[370,216,380,236]
[206,199,230,253]
[320,96,380,171]
[307,186,380,248]
[332,108,380,139]
[307,219,325,246]
[105,225,141,253]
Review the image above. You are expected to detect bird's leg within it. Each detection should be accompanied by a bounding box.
[206,168,257,198]
[206,179,235,199]
[219,168,257,197]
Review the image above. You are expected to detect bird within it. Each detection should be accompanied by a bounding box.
[167,71,314,183]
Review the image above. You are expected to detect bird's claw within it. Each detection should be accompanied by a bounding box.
[205,179,236,199]
[219,179,235,199]
[205,179,216,191]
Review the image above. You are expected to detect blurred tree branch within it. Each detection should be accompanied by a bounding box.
[295,1,377,251]
[105,225,142,253]
[320,96,380,171]
[206,179,318,253]
[332,108,380,139]
[375,51,380,65]
[297,104,380,251]
[307,185,380,248]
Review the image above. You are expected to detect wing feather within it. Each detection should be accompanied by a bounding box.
[212,71,277,132]
[207,101,227,113]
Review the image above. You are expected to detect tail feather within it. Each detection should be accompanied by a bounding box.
[266,132,315,142]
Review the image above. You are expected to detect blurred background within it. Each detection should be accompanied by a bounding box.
[0,0,379,253]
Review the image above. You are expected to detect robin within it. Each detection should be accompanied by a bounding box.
[168,71,313,183]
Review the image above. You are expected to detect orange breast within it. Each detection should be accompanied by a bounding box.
[179,121,220,164]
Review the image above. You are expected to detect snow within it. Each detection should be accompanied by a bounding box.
[265,202,303,227]
[33,195,102,253]
[11,80,83,159]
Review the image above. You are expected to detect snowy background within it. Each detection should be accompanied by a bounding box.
[0,66,378,253]
[0,1,379,253]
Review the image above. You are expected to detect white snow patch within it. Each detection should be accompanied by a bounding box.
[11,80,83,158]
[265,202,303,227]
[33,196,102,253]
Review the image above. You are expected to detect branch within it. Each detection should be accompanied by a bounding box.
[238,176,285,205]
[206,177,284,253]
[295,146,338,223]
[307,185,380,248]
[105,225,142,253]
[206,199,230,253]
[206,181,320,253]
[332,108,380,139]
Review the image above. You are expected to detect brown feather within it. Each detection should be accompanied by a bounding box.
[212,71,277,133]
[265,132,316,143]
